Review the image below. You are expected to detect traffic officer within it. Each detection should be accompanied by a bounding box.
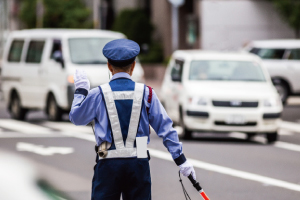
[69,39,196,200]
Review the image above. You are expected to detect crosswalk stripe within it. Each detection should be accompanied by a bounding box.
[0,119,52,134]
[41,121,93,134]
[47,129,300,193]
[149,148,300,192]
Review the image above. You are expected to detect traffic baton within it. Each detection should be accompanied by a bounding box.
[187,174,210,200]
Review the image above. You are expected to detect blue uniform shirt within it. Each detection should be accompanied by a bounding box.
[69,72,186,165]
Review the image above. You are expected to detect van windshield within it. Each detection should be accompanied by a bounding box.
[189,60,266,82]
[68,38,116,64]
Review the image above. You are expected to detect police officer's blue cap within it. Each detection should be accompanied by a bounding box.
[103,39,140,67]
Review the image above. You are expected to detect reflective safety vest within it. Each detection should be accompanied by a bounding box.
[99,82,146,159]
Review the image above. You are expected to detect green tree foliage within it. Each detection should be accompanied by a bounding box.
[272,0,300,38]
[20,0,92,29]
[112,9,153,46]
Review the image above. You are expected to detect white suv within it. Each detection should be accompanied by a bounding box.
[0,29,145,121]
[245,40,300,103]
[160,50,282,143]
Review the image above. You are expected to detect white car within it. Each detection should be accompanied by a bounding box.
[160,50,282,143]
[0,29,145,121]
[245,40,300,103]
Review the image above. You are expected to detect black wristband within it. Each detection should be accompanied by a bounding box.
[75,88,88,96]
[174,153,187,166]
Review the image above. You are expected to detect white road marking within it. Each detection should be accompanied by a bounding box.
[57,130,300,192]
[148,148,300,192]
[42,121,93,134]
[16,142,74,156]
[280,121,300,133]
[228,132,300,153]
[0,119,52,134]
[274,141,300,152]
[0,132,69,138]
[278,129,294,136]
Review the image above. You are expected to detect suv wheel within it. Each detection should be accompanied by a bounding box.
[10,93,27,120]
[47,95,63,121]
[274,82,288,104]
[266,132,278,144]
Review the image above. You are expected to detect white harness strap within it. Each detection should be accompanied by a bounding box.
[126,83,144,148]
[101,83,125,150]
[100,82,145,159]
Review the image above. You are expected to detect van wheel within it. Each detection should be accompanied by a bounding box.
[47,95,63,121]
[274,82,288,104]
[10,93,27,120]
[179,111,192,140]
[266,132,278,144]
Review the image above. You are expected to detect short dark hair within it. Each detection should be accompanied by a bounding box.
[111,63,133,72]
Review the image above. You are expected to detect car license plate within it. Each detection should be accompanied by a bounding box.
[225,115,245,124]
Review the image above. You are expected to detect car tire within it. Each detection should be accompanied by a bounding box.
[179,112,193,140]
[274,82,289,104]
[266,132,278,144]
[10,93,27,120]
[47,95,63,121]
[246,133,256,141]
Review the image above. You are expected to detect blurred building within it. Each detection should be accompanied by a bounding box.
[0,0,295,59]
[152,0,295,57]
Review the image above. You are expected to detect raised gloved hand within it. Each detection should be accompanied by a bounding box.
[179,161,196,180]
[74,69,90,91]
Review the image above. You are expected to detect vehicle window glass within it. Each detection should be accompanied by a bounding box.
[249,48,260,55]
[288,49,300,60]
[50,39,62,59]
[171,59,184,80]
[8,40,24,62]
[250,48,285,59]
[68,38,115,64]
[189,60,266,82]
[26,41,45,63]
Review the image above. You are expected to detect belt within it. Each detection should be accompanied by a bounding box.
[95,145,151,160]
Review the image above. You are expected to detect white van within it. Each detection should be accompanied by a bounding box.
[0,29,145,121]
[245,40,300,104]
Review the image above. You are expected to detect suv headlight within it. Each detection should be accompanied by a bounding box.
[189,97,208,106]
[264,97,281,107]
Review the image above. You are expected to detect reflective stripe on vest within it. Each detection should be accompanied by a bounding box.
[100,82,144,159]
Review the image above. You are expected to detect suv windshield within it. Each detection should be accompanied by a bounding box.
[69,38,116,64]
[189,60,266,82]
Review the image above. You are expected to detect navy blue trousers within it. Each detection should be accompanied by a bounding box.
[91,157,151,200]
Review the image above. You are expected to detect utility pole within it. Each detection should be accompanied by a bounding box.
[93,0,101,29]
[36,0,44,28]
[168,0,185,52]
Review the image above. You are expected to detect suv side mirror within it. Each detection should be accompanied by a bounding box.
[171,74,181,82]
[53,52,64,68]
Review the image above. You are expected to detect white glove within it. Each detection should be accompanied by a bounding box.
[74,69,90,90]
[179,161,196,180]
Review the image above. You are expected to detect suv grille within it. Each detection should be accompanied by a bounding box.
[212,100,258,108]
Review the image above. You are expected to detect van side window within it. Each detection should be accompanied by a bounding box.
[26,41,45,63]
[8,40,24,62]
[171,59,184,82]
[50,39,62,59]
[250,48,285,60]
[288,49,300,60]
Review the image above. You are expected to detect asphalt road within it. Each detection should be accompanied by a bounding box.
[1,100,300,200]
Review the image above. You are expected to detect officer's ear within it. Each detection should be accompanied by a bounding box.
[108,62,114,74]
[129,61,136,76]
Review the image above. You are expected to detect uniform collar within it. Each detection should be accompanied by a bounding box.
[110,72,132,81]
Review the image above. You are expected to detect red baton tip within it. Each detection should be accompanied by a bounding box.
[200,191,210,200]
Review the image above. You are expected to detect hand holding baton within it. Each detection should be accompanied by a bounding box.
[187,174,210,200]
